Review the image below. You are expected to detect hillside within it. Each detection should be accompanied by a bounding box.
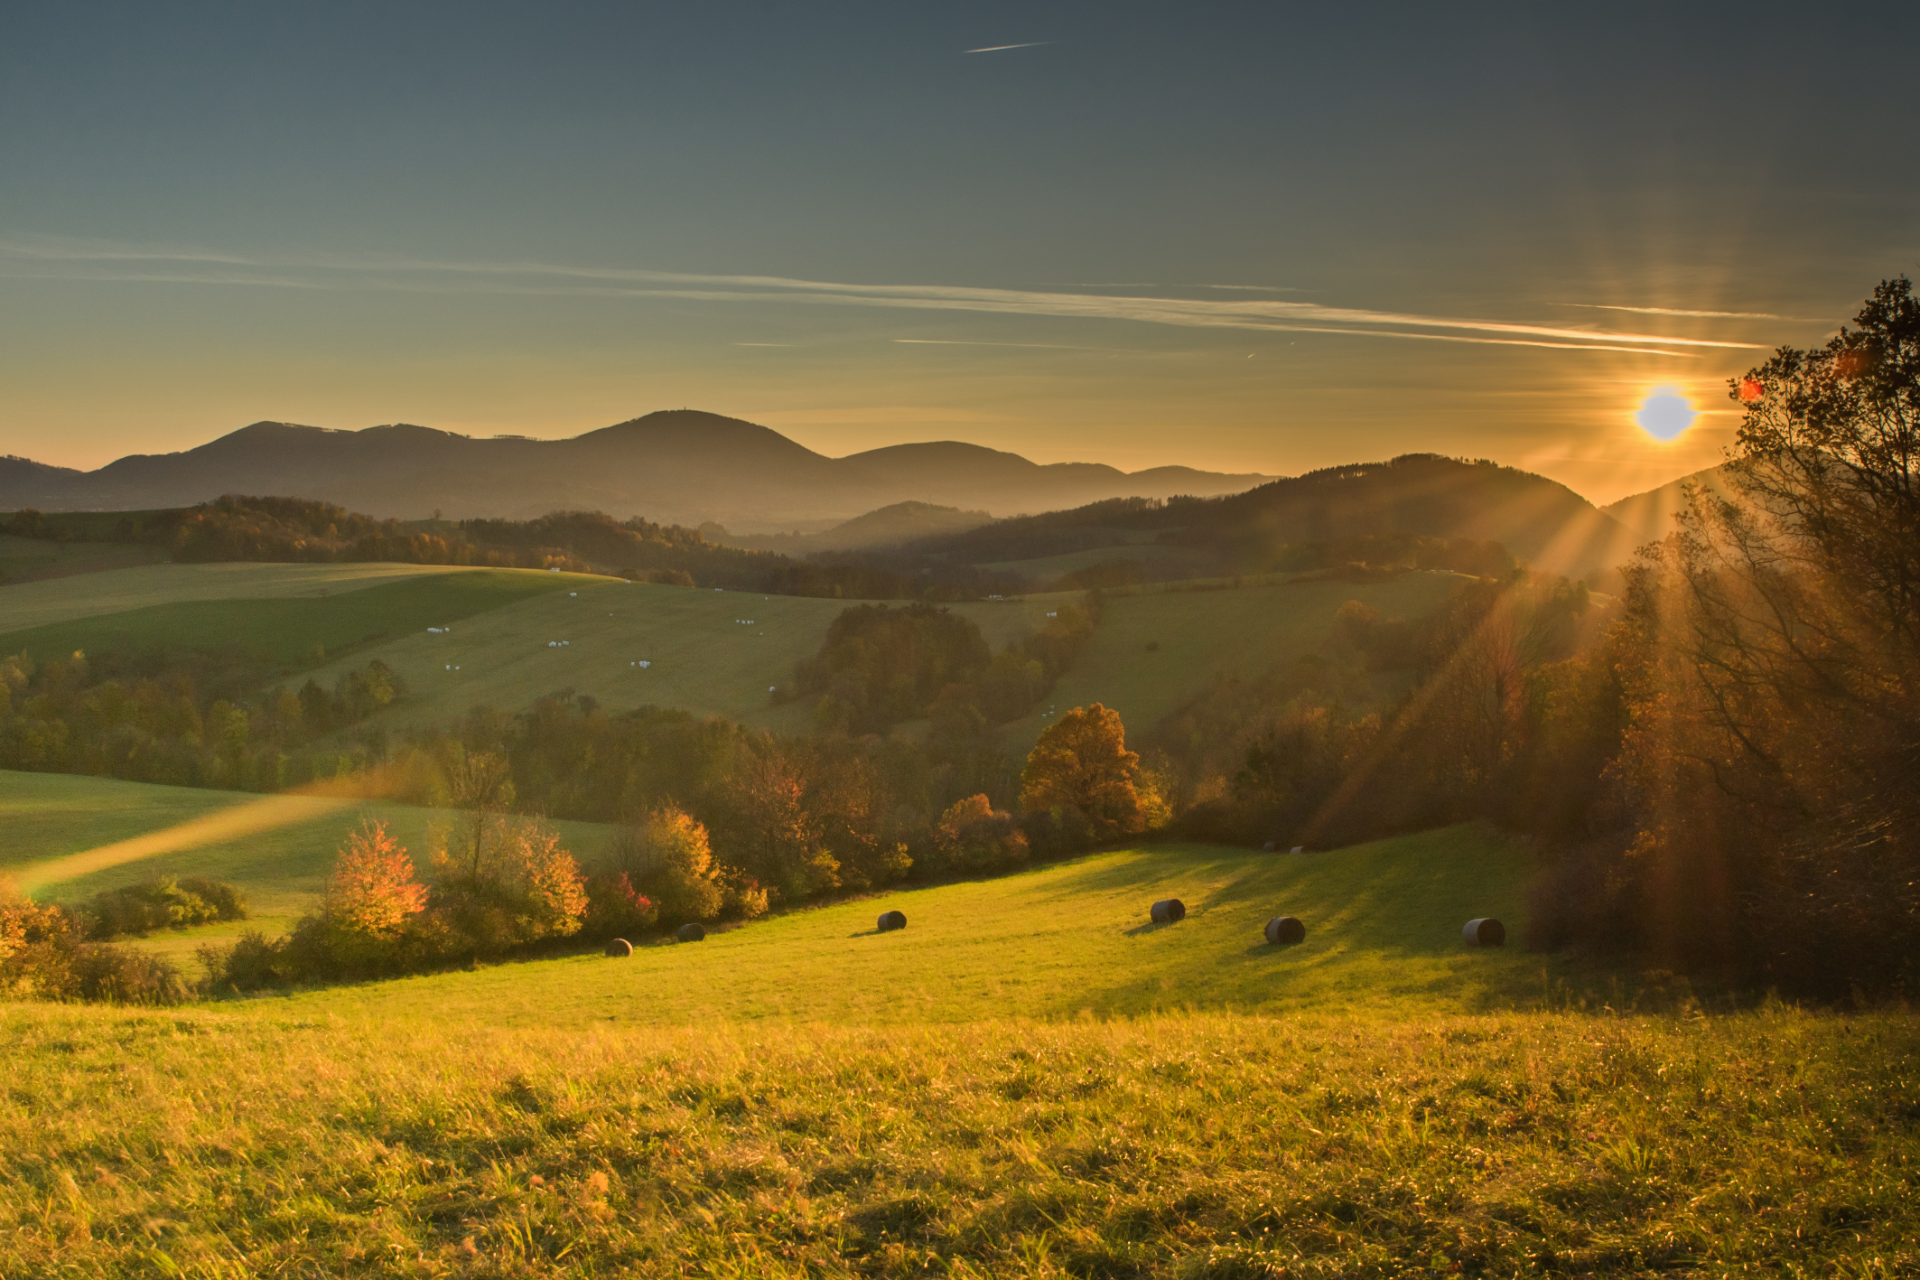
[6,787,1912,1275]
[717,500,995,553]
[0,411,1275,530]
[1602,462,1742,547]
[2,559,1464,744]
[914,454,1643,583]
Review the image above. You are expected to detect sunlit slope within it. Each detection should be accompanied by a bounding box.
[0,769,623,966]
[300,581,1080,735]
[0,560,507,632]
[261,824,1541,1029]
[999,572,1465,748]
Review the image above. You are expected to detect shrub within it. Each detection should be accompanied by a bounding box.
[83,875,248,939]
[617,807,725,926]
[3,878,187,1004]
[928,794,1030,876]
[582,872,658,941]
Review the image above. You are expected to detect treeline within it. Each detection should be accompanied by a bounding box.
[7,499,1022,601]
[784,594,1101,735]
[0,649,406,790]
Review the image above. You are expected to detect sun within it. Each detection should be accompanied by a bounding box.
[1635,387,1697,441]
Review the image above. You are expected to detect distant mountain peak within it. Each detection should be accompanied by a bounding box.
[0,409,1277,528]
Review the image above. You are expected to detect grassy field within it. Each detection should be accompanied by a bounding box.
[0,568,599,666]
[5,559,1468,746]
[296,582,1097,737]
[0,560,526,632]
[998,572,1465,749]
[4,807,1915,1275]
[0,770,623,970]
[0,534,165,584]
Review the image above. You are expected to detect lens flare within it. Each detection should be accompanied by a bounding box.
[1636,388,1696,441]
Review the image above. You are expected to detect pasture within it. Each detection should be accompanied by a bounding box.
[3,798,1915,1275]
[0,568,597,666]
[999,571,1465,747]
[4,558,1470,746]
[0,560,507,632]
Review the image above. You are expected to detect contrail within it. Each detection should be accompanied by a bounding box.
[965,42,1050,53]
[0,235,1769,353]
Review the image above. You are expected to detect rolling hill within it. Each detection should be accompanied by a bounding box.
[913,454,1644,583]
[6,777,1908,1276]
[2,560,1466,746]
[0,410,1276,531]
[1602,462,1742,548]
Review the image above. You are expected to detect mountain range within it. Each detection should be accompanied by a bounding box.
[0,410,1277,532]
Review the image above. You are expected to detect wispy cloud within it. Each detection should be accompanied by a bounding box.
[1559,302,1818,321]
[0,234,1768,356]
[964,42,1050,53]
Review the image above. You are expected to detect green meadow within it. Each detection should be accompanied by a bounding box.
[996,572,1463,748]
[0,770,623,971]
[5,569,1916,1277]
[5,770,1918,1275]
[0,568,599,667]
[4,558,1461,745]
[0,561,500,632]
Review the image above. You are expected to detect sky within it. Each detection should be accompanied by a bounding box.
[2,1,1916,505]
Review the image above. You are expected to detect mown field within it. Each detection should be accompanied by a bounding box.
[4,797,1916,1276]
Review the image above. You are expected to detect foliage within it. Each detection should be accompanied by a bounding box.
[580,871,658,941]
[923,793,1029,876]
[0,649,405,791]
[81,875,247,939]
[36,495,1020,601]
[325,821,428,940]
[1019,702,1147,844]
[611,807,727,927]
[1526,277,1920,992]
[204,816,590,990]
[793,602,991,733]
[2,878,189,1005]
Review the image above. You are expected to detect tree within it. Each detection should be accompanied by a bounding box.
[325,821,427,939]
[618,806,725,925]
[1604,276,1920,989]
[1019,703,1145,842]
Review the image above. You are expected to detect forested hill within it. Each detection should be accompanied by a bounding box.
[907,454,1643,583]
[0,411,1274,530]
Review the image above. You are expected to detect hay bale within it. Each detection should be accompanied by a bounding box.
[605,938,633,957]
[1264,915,1306,946]
[1150,898,1186,924]
[677,922,707,943]
[877,909,907,932]
[1462,917,1506,947]
[1263,841,1276,853]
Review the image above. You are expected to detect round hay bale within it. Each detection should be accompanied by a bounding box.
[1264,915,1306,946]
[604,938,633,957]
[1150,898,1186,924]
[877,909,907,932]
[677,922,707,943]
[1262,841,1276,853]
[1462,917,1506,947]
